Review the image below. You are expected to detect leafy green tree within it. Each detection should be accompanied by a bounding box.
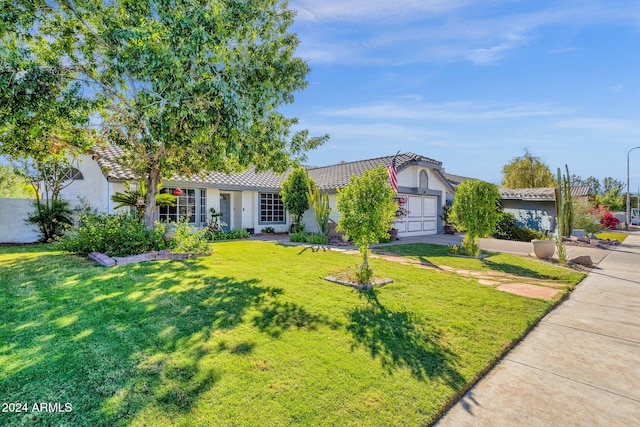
[281,168,313,232]
[0,164,34,198]
[603,177,624,195]
[451,180,501,256]
[501,149,556,188]
[4,0,327,229]
[336,166,397,283]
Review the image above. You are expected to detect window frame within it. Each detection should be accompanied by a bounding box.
[258,192,286,225]
[158,187,207,226]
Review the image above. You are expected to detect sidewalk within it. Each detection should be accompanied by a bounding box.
[434,233,640,426]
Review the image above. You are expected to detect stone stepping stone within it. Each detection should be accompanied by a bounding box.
[478,279,502,286]
[496,283,561,300]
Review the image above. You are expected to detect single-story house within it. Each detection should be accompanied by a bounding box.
[58,145,456,238]
[499,186,590,232]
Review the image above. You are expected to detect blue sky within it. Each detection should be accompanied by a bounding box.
[283,0,640,188]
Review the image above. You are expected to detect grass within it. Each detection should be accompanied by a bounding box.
[376,243,585,285]
[595,232,628,243]
[0,241,584,426]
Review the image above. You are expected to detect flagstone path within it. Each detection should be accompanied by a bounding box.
[367,251,565,300]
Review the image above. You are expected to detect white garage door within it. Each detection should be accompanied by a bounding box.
[394,195,438,235]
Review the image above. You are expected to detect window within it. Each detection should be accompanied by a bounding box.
[63,168,83,181]
[260,193,285,224]
[419,170,429,191]
[159,188,207,225]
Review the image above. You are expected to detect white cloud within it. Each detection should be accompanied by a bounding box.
[292,1,640,65]
[555,118,640,134]
[320,100,562,122]
[291,0,471,22]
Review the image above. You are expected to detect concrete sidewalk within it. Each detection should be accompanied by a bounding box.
[434,233,640,426]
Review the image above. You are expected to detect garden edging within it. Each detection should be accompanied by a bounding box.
[89,250,188,267]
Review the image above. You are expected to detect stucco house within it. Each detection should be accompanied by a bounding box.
[59,145,455,238]
[499,186,590,232]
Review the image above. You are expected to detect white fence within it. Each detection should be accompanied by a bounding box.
[0,198,41,243]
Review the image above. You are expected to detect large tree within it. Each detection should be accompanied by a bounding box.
[4,0,327,228]
[501,149,556,188]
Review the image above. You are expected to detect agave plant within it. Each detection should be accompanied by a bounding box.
[111,180,176,217]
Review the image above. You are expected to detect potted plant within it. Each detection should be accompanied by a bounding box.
[441,204,456,234]
[388,197,408,241]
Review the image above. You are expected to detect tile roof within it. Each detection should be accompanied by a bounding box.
[91,145,445,191]
[442,172,475,187]
[499,186,589,201]
[308,152,442,190]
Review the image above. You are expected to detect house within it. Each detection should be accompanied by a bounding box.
[59,146,455,238]
[499,186,590,232]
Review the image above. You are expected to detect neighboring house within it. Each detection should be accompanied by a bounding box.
[499,186,590,232]
[59,146,455,237]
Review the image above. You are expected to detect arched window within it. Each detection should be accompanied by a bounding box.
[63,168,83,181]
[419,170,429,192]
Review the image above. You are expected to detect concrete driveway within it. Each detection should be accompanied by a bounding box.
[434,233,640,426]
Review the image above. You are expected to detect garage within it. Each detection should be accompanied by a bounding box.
[394,194,438,236]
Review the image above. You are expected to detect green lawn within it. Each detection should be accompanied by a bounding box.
[376,243,585,285]
[1,241,584,426]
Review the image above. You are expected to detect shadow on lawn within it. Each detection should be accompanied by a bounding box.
[346,290,465,388]
[482,257,550,280]
[0,251,322,425]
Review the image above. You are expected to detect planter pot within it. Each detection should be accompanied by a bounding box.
[444,225,456,235]
[531,239,555,259]
[388,228,399,241]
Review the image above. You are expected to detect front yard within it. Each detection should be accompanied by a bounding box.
[0,241,584,426]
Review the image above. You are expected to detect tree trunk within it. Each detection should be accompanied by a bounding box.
[145,163,161,229]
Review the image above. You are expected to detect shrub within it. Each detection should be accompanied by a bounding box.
[171,220,212,258]
[59,212,166,256]
[289,231,308,242]
[262,226,276,234]
[600,211,620,230]
[573,201,600,234]
[289,231,329,244]
[207,228,250,241]
[305,233,328,245]
[492,212,547,242]
[27,199,74,242]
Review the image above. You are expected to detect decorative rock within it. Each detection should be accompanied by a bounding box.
[569,255,594,267]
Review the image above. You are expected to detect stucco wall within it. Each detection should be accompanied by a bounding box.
[502,200,555,232]
[61,154,111,212]
[0,199,41,243]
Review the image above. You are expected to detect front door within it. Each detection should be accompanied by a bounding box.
[220,193,231,231]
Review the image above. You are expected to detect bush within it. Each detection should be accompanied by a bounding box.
[171,220,212,258]
[261,226,276,234]
[492,212,547,242]
[305,233,328,245]
[600,211,620,230]
[59,212,166,256]
[27,199,74,242]
[289,231,308,242]
[288,232,329,244]
[207,228,250,241]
